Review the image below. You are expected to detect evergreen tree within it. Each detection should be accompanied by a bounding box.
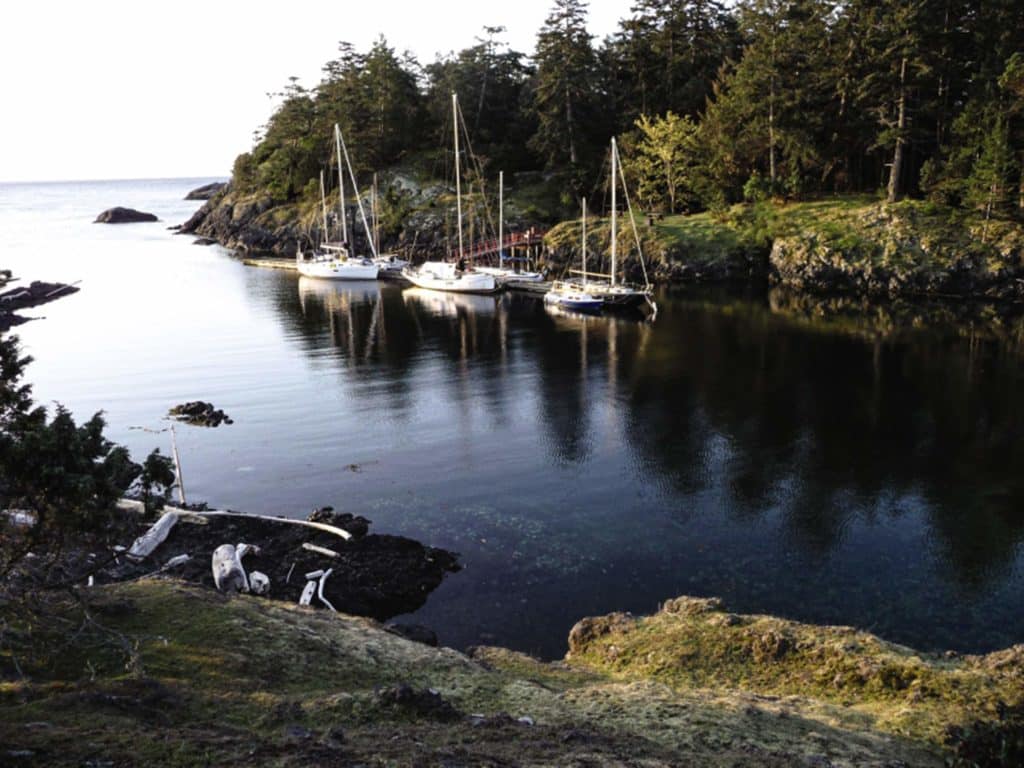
[530,0,600,179]
[699,0,833,201]
[425,28,535,172]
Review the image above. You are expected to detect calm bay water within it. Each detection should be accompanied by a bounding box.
[3,178,1023,659]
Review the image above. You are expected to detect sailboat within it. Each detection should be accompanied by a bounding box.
[473,171,544,284]
[544,198,603,313]
[401,94,498,295]
[566,138,654,311]
[296,124,379,280]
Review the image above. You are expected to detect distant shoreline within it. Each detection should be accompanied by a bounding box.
[0,175,229,186]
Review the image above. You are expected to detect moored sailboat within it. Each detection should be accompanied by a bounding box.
[544,198,603,313]
[296,124,379,281]
[565,138,655,313]
[474,171,544,284]
[402,94,497,295]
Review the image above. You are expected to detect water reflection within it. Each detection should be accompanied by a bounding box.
[261,275,1024,655]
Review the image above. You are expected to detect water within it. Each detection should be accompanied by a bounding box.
[3,178,1023,659]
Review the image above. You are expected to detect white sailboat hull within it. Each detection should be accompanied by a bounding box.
[402,262,498,294]
[297,256,379,280]
[475,266,544,283]
[373,254,410,278]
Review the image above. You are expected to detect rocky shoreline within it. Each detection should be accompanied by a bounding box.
[0,278,80,332]
[109,503,460,622]
[183,182,1024,305]
[3,578,1019,766]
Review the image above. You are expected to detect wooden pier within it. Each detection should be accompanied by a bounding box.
[241,257,299,271]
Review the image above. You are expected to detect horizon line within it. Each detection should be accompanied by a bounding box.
[0,174,230,185]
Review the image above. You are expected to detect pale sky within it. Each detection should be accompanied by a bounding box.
[0,1,629,182]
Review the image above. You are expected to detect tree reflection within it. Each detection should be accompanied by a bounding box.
[269,274,1024,594]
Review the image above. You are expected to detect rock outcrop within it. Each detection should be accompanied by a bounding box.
[95,206,158,224]
[179,176,546,259]
[185,181,227,201]
[0,280,80,331]
[769,202,1024,299]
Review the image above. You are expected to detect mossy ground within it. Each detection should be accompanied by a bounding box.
[6,581,1015,766]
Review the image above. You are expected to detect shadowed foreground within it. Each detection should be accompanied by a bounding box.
[2,581,1021,766]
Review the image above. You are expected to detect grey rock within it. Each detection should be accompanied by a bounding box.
[94,207,158,224]
[185,182,227,201]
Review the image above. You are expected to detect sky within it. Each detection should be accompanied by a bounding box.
[0,1,629,182]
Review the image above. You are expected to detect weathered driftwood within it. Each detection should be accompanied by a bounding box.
[127,512,178,560]
[302,542,340,559]
[249,571,270,595]
[168,423,186,504]
[116,501,353,542]
[317,568,337,612]
[169,507,353,541]
[298,580,316,606]
[211,542,259,592]
[164,554,191,569]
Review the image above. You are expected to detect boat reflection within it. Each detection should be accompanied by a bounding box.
[402,287,499,317]
[297,276,380,310]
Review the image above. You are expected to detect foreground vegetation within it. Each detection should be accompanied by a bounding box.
[2,580,1021,766]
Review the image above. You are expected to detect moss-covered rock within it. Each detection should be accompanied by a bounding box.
[567,593,1024,762]
[7,581,1019,765]
[768,201,1024,298]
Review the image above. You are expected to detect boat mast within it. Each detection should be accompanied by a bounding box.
[582,197,587,284]
[373,173,380,254]
[453,93,464,261]
[499,170,504,268]
[611,138,617,287]
[334,124,347,244]
[319,171,329,247]
[336,125,379,258]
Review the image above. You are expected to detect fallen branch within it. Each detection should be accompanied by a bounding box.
[302,542,340,559]
[127,512,178,560]
[317,568,337,612]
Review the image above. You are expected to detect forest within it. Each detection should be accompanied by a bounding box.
[229,0,1024,224]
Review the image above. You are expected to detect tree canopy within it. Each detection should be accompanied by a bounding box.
[231,1,1024,220]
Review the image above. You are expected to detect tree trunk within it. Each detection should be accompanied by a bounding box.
[887,57,908,204]
[565,83,577,165]
[769,75,777,187]
[1019,152,1024,212]
[769,29,777,188]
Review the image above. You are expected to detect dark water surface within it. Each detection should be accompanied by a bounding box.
[3,179,1023,659]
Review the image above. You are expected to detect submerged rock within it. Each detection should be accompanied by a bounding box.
[94,207,158,224]
[168,401,232,427]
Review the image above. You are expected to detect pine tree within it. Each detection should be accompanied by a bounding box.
[699,0,833,201]
[530,0,600,176]
[424,28,534,171]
